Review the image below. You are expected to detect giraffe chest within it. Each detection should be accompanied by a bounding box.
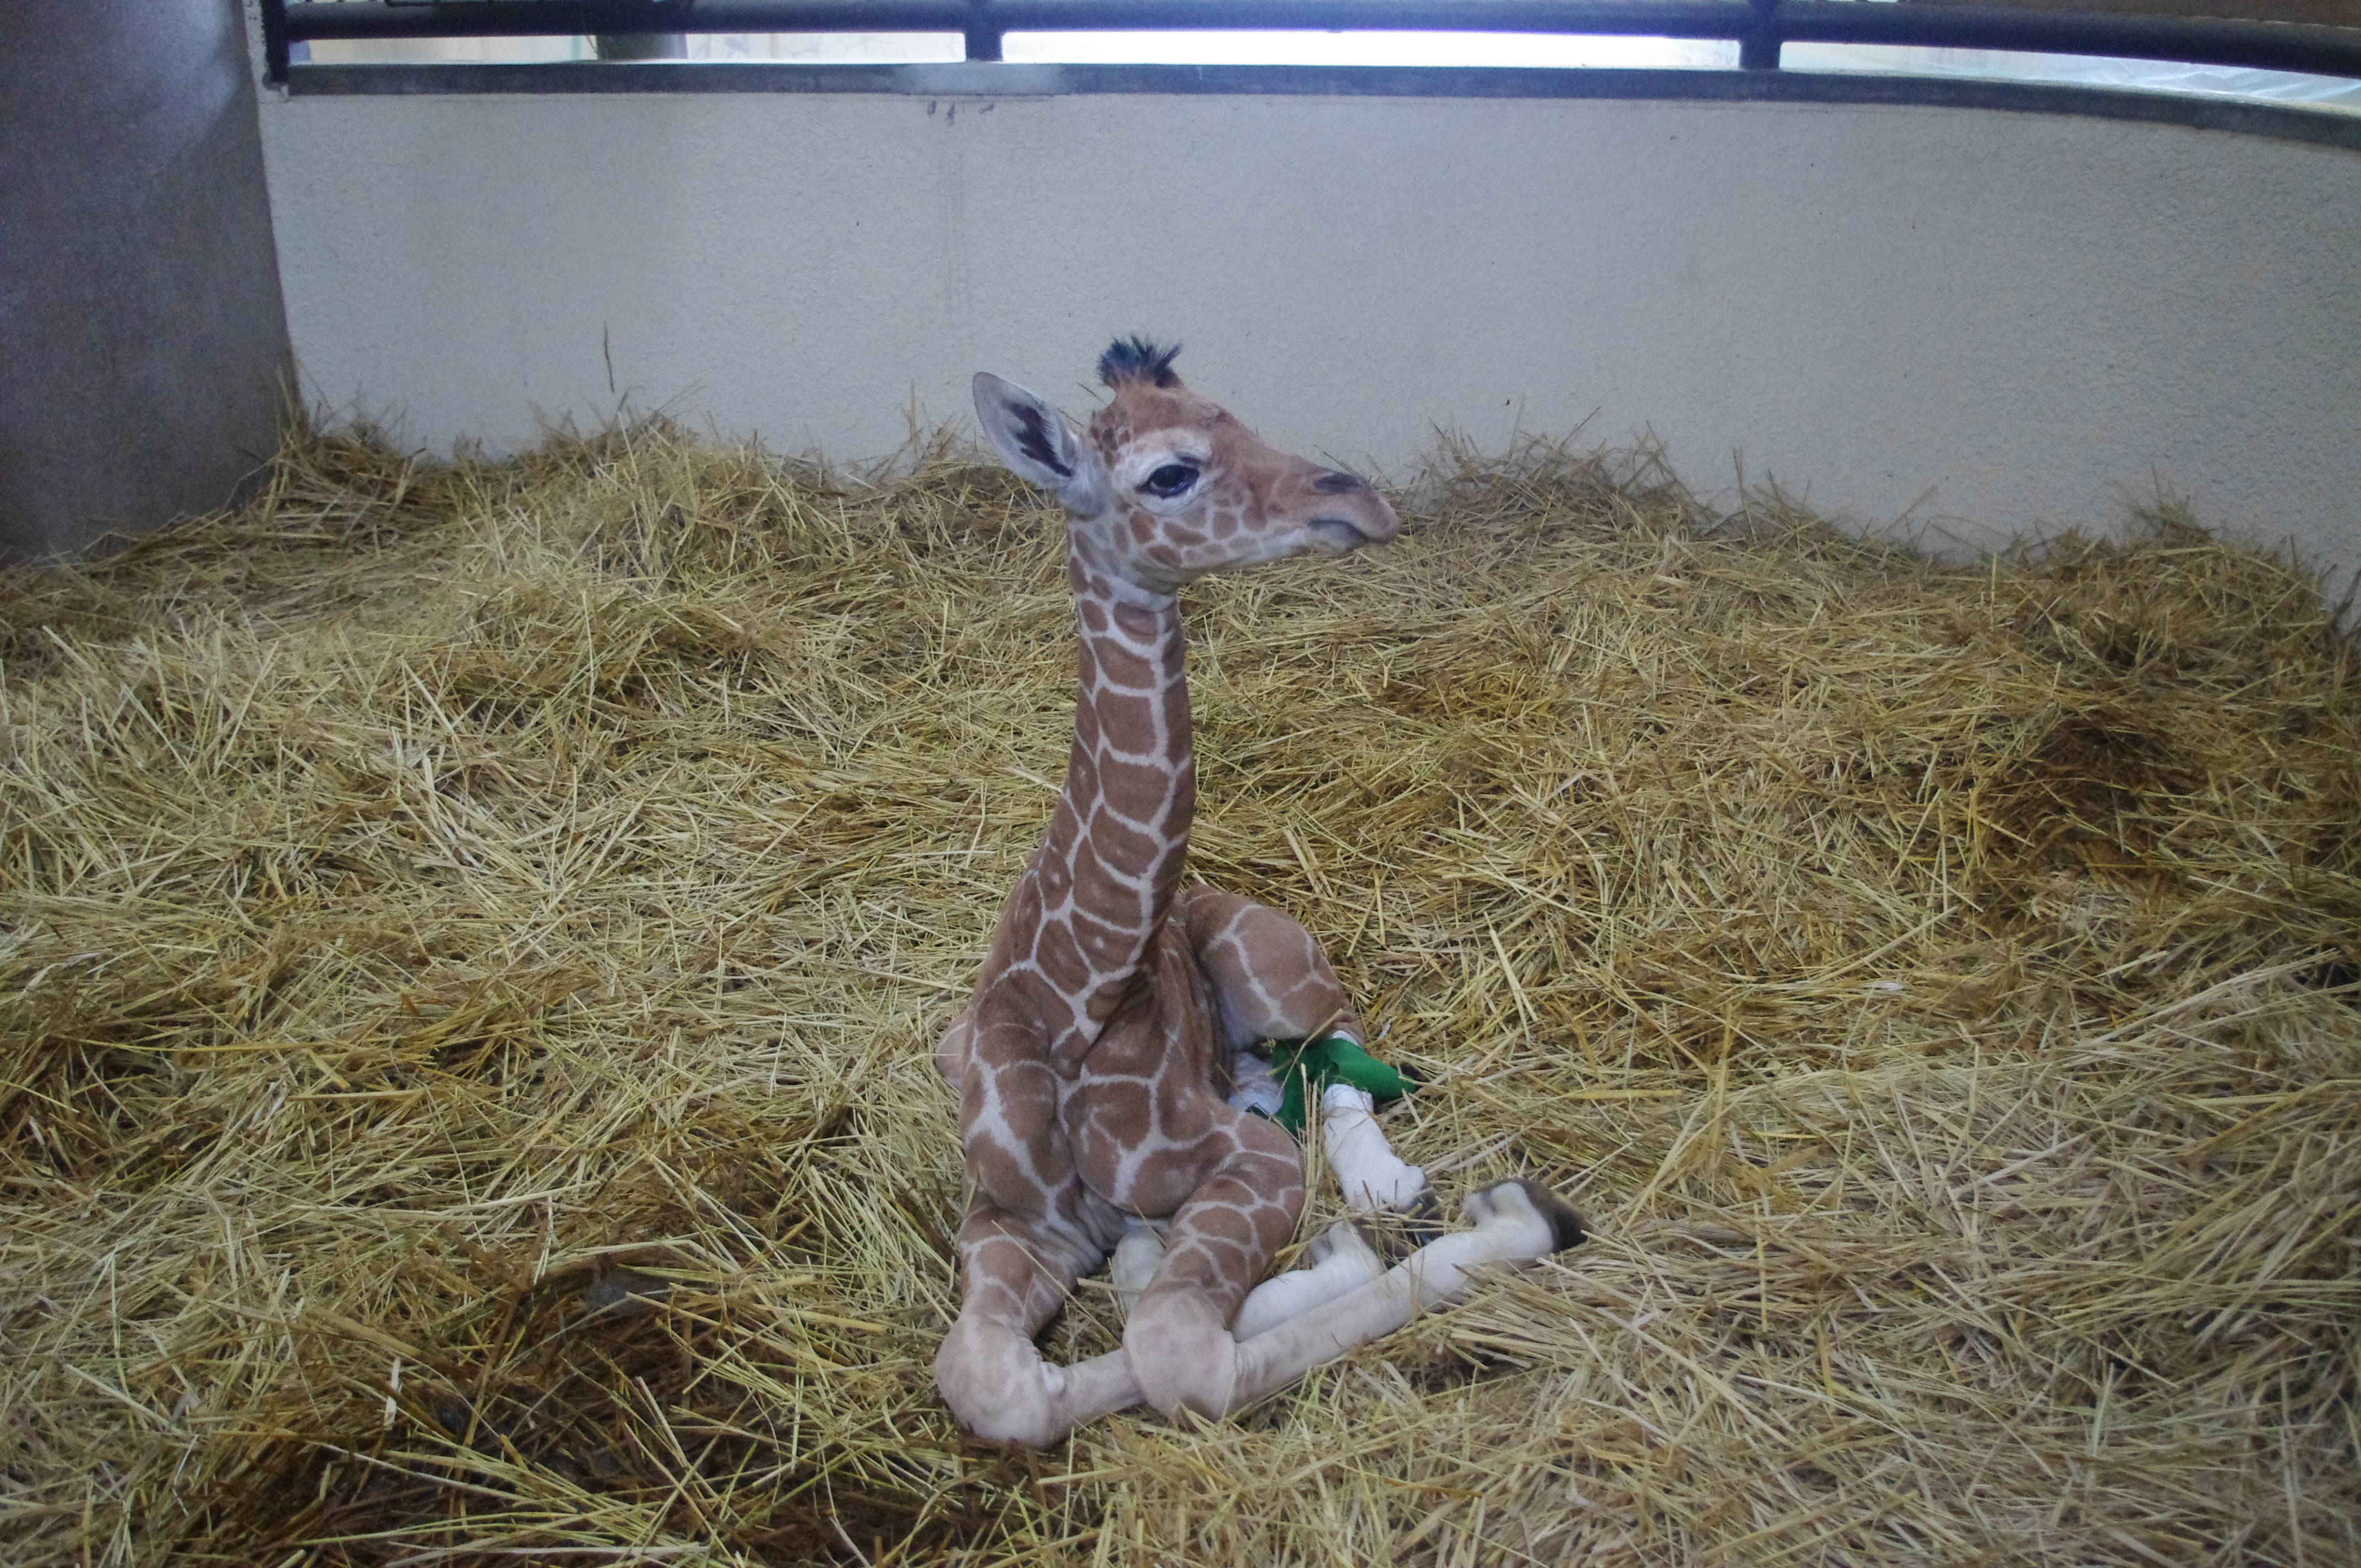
[1058,921,1233,1216]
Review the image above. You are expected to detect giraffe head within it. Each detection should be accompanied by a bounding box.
[974,339,1400,596]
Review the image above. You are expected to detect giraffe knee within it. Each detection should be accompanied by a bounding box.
[934,1012,974,1088]
[934,1314,1067,1449]
[1188,899,1350,1045]
[1125,1291,1241,1422]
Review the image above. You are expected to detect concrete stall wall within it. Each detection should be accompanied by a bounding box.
[255,81,2361,574]
[1,0,292,564]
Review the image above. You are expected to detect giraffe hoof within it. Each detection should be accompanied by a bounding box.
[1367,1188,1448,1265]
[1511,1179,1587,1252]
[1465,1179,1587,1254]
[1303,1218,1379,1270]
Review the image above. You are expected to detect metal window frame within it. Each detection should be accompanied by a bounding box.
[259,0,2361,150]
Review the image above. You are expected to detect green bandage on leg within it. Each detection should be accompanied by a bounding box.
[1269,1034,1413,1135]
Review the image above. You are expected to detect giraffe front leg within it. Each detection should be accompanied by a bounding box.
[1227,1181,1586,1399]
[1122,1113,1304,1422]
[935,1202,1143,1446]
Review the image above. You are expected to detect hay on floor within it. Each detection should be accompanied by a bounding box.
[2,417,2357,1567]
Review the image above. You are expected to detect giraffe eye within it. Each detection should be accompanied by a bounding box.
[1139,463,1199,499]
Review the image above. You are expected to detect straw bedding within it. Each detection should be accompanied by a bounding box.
[3,419,2356,1567]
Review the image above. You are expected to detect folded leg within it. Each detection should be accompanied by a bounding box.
[1230,1218,1385,1341]
[1232,1182,1585,1393]
[934,1033,1138,1446]
[934,1192,1141,1447]
[1178,888,1429,1212]
[1120,1109,1304,1420]
[1317,1082,1427,1211]
[1176,886,1363,1051]
[962,1179,1585,1442]
[1111,1216,1168,1320]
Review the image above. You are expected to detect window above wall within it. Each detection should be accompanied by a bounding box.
[262,0,2361,128]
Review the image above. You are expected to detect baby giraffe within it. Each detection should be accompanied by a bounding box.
[934,340,1584,1447]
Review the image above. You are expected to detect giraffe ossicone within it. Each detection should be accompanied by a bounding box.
[933,341,1586,1447]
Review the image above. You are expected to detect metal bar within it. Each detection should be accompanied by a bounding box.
[1777,3,2361,75]
[1738,0,1780,67]
[260,0,292,84]
[278,0,2361,80]
[270,57,2361,146]
[967,0,1005,58]
[595,31,690,56]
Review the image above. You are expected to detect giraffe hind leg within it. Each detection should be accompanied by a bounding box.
[1228,1180,1586,1404]
[1177,888,1433,1215]
[1116,1186,1379,1345]
[1230,1218,1385,1341]
[1127,1178,1585,1427]
[1175,887,1362,1049]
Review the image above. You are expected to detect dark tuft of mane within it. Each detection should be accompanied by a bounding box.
[1098,336,1183,390]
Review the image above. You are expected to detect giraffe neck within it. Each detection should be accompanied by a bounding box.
[1008,542,1195,1072]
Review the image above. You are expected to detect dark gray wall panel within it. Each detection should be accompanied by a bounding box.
[1,0,293,562]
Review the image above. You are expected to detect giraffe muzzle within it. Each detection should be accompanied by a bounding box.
[1301,472,1400,555]
[1305,502,1401,554]
[1306,518,1372,553]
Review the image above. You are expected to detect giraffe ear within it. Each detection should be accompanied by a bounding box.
[973,372,1108,515]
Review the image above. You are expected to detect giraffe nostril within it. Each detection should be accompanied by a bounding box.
[1311,471,1368,494]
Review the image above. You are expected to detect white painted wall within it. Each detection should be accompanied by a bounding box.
[255,83,2361,574]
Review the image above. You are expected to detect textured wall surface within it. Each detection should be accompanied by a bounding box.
[257,86,2360,575]
[1,0,292,562]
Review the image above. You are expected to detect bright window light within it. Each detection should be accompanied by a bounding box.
[1782,42,2361,113]
[1003,32,1739,69]
[689,33,966,63]
[302,36,595,64]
